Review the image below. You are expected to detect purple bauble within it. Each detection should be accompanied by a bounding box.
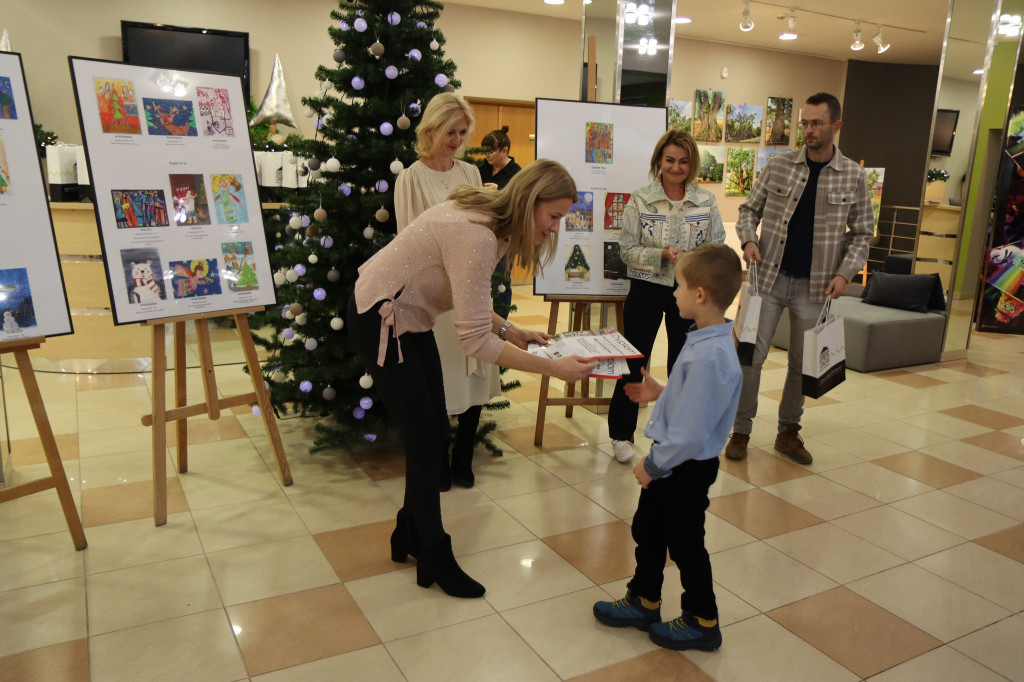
[408,49,422,62]
[417,21,428,29]
[375,179,389,192]
[338,20,350,30]
[384,65,398,79]
[339,183,352,196]
[434,73,449,88]
[299,380,313,393]
[294,264,307,276]
[354,17,368,32]
[304,338,318,351]
[351,76,365,90]
[315,117,325,130]
[353,406,366,419]
[408,102,421,117]
[313,287,327,301]
[283,329,295,340]
[364,433,377,442]
[320,236,334,248]
[359,397,374,410]
[387,11,401,25]
[252,406,262,417]
[300,214,311,227]
[380,122,394,136]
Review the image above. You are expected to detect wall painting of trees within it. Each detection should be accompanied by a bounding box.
[669,100,692,132]
[726,147,755,197]
[695,145,725,183]
[725,104,763,143]
[693,89,725,142]
[765,96,793,145]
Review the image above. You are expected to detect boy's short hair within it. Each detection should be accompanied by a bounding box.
[676,243,743,310]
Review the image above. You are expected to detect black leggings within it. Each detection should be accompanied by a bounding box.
[347,294,449,545]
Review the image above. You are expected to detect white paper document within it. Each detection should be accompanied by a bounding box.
[527,329,642,379]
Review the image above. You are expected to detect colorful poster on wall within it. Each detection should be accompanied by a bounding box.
[585,122,614,164]
[765,96,793,145]
[566,191,594,232]
[693,89,725,142]
[725,147,755,197]
[668,100,692,132]
[725,104,763,143]
[70,57,274,324]
[604,192,630,230]
[0,52,73,339]
[696,146,725,184]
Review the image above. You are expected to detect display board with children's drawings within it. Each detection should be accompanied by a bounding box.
[0,52,73,340]
[68,57,274,324]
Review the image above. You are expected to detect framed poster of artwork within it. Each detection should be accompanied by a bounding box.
[69,56,274,325]
[668,100,692,132]
[765,96,793,145]
[585,122,614,164]
[725,104,763,143]
[725,147,755,197]
[696,146,725,184]
[693,89,725,142]
[566,191,594,232]
[604,192,630,230]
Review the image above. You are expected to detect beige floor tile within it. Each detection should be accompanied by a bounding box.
[863,421,952,450]
[873,450,983,488]
[719,447,813,487]
[530,446,626,485]
[0,489,82,542]
[820,461,935,503]
[848,564,1010,642]
[387,613,559,682]
[270,449,369,495]
[373,475,491,512]
[919,440,1021,474]
[974,524,1024,564]
[814,428,912,459]
[77,449,169,489]
[493,423,593,456]
[75,405,148,433]
[3,460,80,492]
[869,645,1010,682]
[77,424,154,458]
[851,395,932,419]
[86,555,222,635]
[710,541,837,612]
[708,489,824,540]
[177,461,285,511]
[891,490,1018,540]
[941,404,1024,430]
[915,543,1024,612]
[89,609,247,682]
[599,571,760,628]
[573,649,714,682]
[0,639,90,682]
[831,505,963,561]
[439,501,537,556]
[191,496,310,553]
[798,438,866,472]
[472,455,566,499]
[708,469,755,498]
[950,614,1024,682]
[206,535,339,606]
[81,477,188,528]
[344,567,495,642]
[542,521,636,585]
[900,412,992,439]
[685,614,859,682]
[0,532,86,592]
[172,436,268,472]
[962,430,1024,461]
[765,522,904,584]
[0,578,87,658]
[83,512,203,575]
[502,587,659,679]
[495,486,619,537]
[251,644,405,681]
[573,473,642,519]
[704,513,758,554]
[761,474,880,520]
[944,476,1024,521]
[994,466,1024,489]
[287,482,398,535]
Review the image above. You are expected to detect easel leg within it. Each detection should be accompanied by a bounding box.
[235,313,292,486]
[152,324,168,526]
[174,321,188,474]
[14,349,86,550]
[564,303,586,418]
[534,301,560,446]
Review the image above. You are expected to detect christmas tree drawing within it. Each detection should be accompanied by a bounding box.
[565,244,591,282]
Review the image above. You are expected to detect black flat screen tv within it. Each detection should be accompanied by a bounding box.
[121,20,250,104]
[931,108,959,157]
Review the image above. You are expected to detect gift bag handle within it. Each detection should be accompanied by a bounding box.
[815,298,834,326]
[748,261,758,296]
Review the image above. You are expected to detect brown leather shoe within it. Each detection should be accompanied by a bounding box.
[724,433,749,461]
[775,425,812,465]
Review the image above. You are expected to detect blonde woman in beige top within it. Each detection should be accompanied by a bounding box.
[394,93,495,492]
[348,160,597,598]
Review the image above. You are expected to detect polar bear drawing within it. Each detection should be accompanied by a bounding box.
[131,260,163,303]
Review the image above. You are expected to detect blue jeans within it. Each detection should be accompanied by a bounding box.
[733,272,823,435]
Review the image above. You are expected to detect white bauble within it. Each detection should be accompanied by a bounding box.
[295,313,308,325]
[288,215,302,229]
[308,254,319,264]
[330,317,344,330]
[390,158,404,174]
[363,226,375,239]
[324,157,342,172]
[273,272,286,286]
[285,269,299,282]
[359,373,374,389]
[271,371,286,383]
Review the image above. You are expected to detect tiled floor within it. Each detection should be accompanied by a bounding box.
[1,288,1023,681]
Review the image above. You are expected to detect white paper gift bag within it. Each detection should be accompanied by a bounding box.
[802,299,846,398]
[732,262,761,366]
[46,143,80,201]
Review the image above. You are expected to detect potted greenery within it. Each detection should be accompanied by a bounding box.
[926,168,950,203]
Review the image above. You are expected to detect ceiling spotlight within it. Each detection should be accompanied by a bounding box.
[851,20,864,50]
[998,13,1022,38]
[873,26,890,53]
[779,8,797,40]
[740,0,754,32]
[675,16,692,24]
[543,0,565,4]
[973,68,984,75]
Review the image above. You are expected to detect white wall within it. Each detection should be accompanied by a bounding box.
[930,77,982,204]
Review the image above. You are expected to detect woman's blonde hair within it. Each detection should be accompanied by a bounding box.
[448,159,576,276]
[415,93,475,159]
[648,128,699,183]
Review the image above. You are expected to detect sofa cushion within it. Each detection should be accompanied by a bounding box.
[864,272,942,313]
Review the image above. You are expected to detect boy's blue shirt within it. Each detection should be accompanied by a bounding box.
[642,320,742,479]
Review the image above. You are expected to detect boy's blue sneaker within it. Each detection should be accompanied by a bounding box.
[649,612,722,651]
[593,591,661,631]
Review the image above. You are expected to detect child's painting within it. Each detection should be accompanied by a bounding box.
[221,241,260,291]
[565,244,591,282]
[695,146,725,184]
[0,268,36,334]
[585,122,613,164]
[210,174,248,224]
[120,248,167,304]
[169,258,222,298]
[566,191,594,232]
[756,148,790,176]
[668,100,692,132]
[169,174,211,226]
[603,242,626,280]
[765,96,793,145]
[0,76,17,119]
[864,167,885,231]
[111,189,170,228]
[0,133,10,195]
[196,87,234,137]
[604,192,630,230]
[143,98,198,137]
[725,147,756,197]
[693,89,725,142]
[94,78,141,134]
[725,104,763,143]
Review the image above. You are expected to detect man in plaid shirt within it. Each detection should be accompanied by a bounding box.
[726,93,872,465]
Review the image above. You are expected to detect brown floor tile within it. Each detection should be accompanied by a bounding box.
[210,328,241,342]
[81,478,188,527]
[873,451,982,488]
[574,649,713,681]
[494,424,591,456]
[961,431,1024,462]
[974,525,1024,564]
[720,448,813,487]
[314,520,404,581]
[709,489,823,540]
[542,521,636,584]
[939,406,1024,430]
[350,442,406,480]
[166,415,249,446]
[509,381,563,404]
[874,371,947,389]
[941,360,1008,377]
[768,587,941,678]
[75,373,148,391]
[0,639,90,682]
[8,433,79,467]
[227,584,379,677]
[759,389,838,407]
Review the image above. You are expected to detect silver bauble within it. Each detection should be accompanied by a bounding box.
[363,226,375,239]
[397,115,411,130]
[375,208,390,222]
[307,158,322,171]
[323,387,337,400]
[370,41,385,56]
[314,207,328,221]
[333,49,345,63]
[327,268,341,282]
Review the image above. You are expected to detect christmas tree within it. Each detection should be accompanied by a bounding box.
[250,0,459,452]
[566,244,591,281]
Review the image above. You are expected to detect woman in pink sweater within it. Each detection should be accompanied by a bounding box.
[347,160,598,598]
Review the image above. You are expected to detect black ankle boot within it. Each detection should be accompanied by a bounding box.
[451,445,475,488]
[390,508,420,563]
[416,533,485,598]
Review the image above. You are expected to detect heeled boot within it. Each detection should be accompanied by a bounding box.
[390,508,420,563]
[450,442,475,488]
[416,533,485,598]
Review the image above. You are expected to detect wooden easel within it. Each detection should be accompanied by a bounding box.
[0,337,86,550]
[141,307,292,525]
[534,295,625,446]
